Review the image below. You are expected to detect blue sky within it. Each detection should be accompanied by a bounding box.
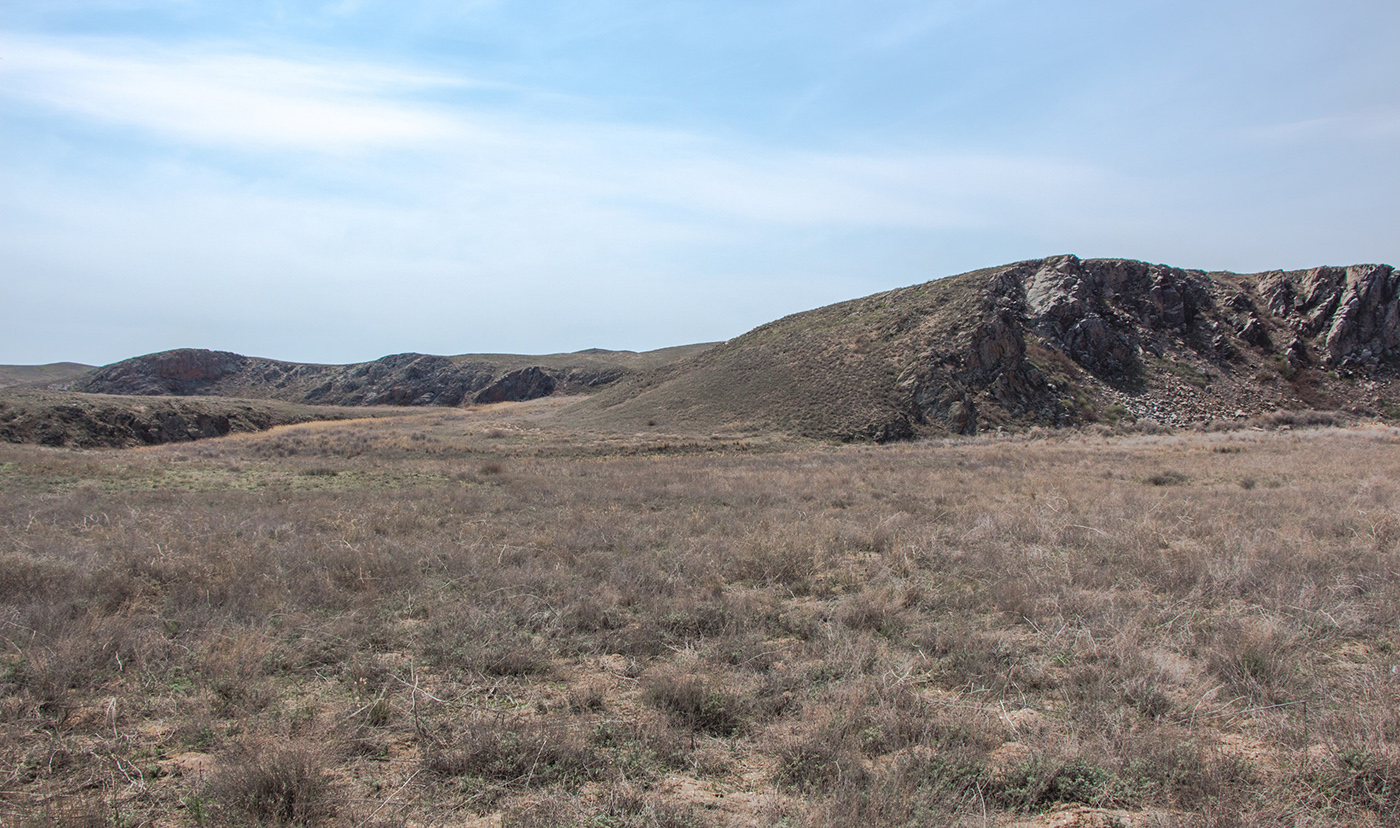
[2,1,1396,365]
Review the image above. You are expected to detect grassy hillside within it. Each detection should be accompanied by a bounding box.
[0,362,92,389]
[577,267,999,438]
[1,403,1397,826]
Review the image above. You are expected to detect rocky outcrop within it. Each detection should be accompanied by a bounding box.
[473,367,557,404]
[899,256,1224,436]
[1257,265,1400,368]
[301,354,493,406]
[69,346,693,408]
[0,392,341,448]
[77,349,251,396]
[1015,256,1213,379]
[907,304,1062,437]
[908,256,1400,434]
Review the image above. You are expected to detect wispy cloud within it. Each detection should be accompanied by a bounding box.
[0,36,480,151]
[1239,108,1400,145]
[1,33,1110,229]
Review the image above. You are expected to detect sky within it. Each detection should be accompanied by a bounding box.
[2,1,1397,366]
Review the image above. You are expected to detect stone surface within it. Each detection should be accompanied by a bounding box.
[473,367,558,404]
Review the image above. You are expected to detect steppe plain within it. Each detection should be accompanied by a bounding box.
[3,397,1399,827]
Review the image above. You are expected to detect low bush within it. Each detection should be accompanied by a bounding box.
[208,740,333,825]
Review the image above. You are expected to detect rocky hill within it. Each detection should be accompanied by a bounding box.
[579,255,1400,440]
[71,345,712,407]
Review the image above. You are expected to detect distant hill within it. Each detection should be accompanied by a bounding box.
[0,362,93,389]
[71,345,713,407]
[578,255,1400,440]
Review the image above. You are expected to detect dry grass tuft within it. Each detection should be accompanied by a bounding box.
[208,739,334,824]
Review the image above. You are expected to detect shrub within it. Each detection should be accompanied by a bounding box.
[424,716,600,788]
[643,669,747,736]
[208,740,333,825]
[773,730,868,792]
[990,756,1116,810]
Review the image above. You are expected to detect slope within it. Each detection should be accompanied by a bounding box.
[0,362,93,389]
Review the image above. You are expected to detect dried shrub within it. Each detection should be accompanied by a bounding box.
[839,584,909,638]
[424,716,600,788]
[643,669,747,736]
[421,611,552,677]
[1206,620,1296,704]
[502,784,713,828]
[1306,748,1400,815]
[773,727,869,792]
[208,740,333,825]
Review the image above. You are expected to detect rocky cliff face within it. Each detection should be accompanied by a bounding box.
[899,256,1400,437]
[472,367,557,404]
[582,256,1400,441]
[75,349,253,396]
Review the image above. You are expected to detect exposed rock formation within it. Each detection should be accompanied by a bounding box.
[473,367,557,404]
[0,391,350,448]
[1257,265,1400,368]
[74,349,252,396]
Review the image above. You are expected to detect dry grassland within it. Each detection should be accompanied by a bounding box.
[2,399,1399,826]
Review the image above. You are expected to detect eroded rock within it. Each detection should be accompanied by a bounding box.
[473,367,557,404]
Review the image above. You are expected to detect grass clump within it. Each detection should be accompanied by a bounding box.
[643,669,748,737]
[208,740,333,825]
[424,716,601,790]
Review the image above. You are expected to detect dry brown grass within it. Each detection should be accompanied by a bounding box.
[1,404,1399,825]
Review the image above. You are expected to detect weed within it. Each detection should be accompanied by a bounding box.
[643,669,747,736]
[207,740,333,825]
[424,716,601,788]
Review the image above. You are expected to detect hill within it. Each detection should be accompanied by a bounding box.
[579,255,1400,440]
[70,345,713,407]
[0,362,93,389]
